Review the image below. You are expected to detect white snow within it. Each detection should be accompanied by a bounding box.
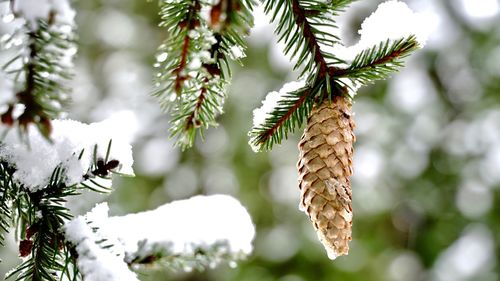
[45,38,78,69]
[156,52,168,63]
[109,194,255,258]
[229,45,246,60]
[65,195,255,270]
[0,2,25,38]
[64,217,139,281]
[252,79,306,130]
[0,71,14,105]
[13,0,75,28]
[330,0,433,63]
[250,79,306,151]
[359,1,431,47]
[0,114,134,191]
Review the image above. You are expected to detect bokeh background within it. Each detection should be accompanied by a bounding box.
[2,0,500,280]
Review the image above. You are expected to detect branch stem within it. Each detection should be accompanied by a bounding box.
[173,0,201,95]
[184,78,209,130]
[257,88,310,146]
[291,0,328,74]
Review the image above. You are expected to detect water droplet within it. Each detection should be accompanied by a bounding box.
[2,14,14,23]
[156,52,168,63]
[183,266,193,272]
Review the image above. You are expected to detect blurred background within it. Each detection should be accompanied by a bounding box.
[2,0,500,280]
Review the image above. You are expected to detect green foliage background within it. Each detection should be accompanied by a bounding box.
[2,0,500,280]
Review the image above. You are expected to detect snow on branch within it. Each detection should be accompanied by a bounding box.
[248,0,432,150]
[64,195,255,276]
[12,0,75,28]
[329,0,432,64]
[356,0,431,50]
[327,0,434,88]
[64,217,140,281]
[0,113,134,191]
[249,79,317,152]
[153,0,255,149]
[0,0,77,137]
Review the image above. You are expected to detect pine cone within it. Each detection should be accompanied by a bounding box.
[297,95,355,259]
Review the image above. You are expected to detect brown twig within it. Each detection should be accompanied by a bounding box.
[184,78,209,130]
[291,0,329,74]
[172,0,201,95]
[256,88,311,146]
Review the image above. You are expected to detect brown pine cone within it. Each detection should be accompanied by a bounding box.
[297,95,355,259]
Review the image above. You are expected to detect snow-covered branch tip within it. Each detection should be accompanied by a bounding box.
[153,0,255,150]
[249,79,313,152]
[0,0,77,138]
[248,0,431,152]
[64,195,255,279]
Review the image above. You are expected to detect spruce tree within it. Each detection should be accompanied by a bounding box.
[0,0,426,279]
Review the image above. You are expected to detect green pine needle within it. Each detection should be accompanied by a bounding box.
[249,80,324,151]
[0,162,16,246]
[337,36,420,85]
[262,0,355,78]
[169,76,226,150]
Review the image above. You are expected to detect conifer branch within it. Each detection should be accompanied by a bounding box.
[250,2,422,151]
[249,78,350,151]
[291,0,329,74]
[333,36,419,85]
[0,14,76,139]
[169,76,225,149]
[127,241,246,272]
[262,0,352,78]
[2,138,124,280]
[185,80,208,130]
[249,80,322,151]
[174,1,201,95]
[7,166,76,281]
[154,0,255,149]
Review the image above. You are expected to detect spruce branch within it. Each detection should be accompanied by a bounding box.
[249,77,350,151]
[0,17,76,139]
[128,241,246,272]
[249,79,322,151]
[7,166,77,281]
[1,137,125,280]
[169,76,225,149]
[154,0,255,149]
[262,0,352,78]
[333,36,420,85]
[249,2,423,151]
[154,0,205,98]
